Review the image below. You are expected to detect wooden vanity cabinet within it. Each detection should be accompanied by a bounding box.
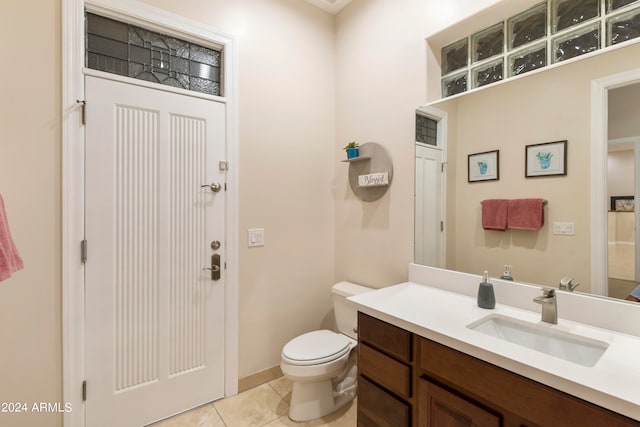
[357,312,413,427]
[357,312,640,427]
[418,338,639,427]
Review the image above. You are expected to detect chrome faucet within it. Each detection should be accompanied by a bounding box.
[533,288,557,324]
[559,276,580,292]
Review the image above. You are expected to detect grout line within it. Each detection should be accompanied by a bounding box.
[267,381,285,401]
[212,402,227,427]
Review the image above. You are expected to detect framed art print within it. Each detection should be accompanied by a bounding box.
[611,196,634,211]
[525,140,567,177]
[468,150,499,182]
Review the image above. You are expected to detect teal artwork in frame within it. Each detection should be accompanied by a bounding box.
[468,150,500,182]
[526,140,567,177]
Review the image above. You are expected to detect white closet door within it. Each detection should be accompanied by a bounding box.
[85,75,226,427]
[415,144,443,267]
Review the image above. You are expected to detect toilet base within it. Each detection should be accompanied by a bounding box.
[288,378,356,421]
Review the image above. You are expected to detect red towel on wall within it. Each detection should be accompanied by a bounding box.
[0,194,24,281]
[481,199,508,231]
[508,199,545,231]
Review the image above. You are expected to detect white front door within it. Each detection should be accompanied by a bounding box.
[415,144,444,267]
[85,75,226,427]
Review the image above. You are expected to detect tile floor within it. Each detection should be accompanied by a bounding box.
[149,376,357,427]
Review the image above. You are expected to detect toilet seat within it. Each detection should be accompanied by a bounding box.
[282,330,352,366]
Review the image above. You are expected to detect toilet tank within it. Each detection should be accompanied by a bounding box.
[332,281,373,340]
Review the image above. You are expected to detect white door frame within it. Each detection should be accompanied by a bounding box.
[62,1,239,426]
[415,105,448,268]
[591,68,640,296]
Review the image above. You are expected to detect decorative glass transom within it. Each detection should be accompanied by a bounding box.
[86,13,222,96]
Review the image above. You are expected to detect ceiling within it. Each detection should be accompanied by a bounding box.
[301,0,353,14]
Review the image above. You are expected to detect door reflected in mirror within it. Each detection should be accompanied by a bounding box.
[606,84,640,300]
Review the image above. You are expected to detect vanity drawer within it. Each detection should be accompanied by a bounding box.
[358,312,412,363]
[358,376,410,427]
[359,343,411,399]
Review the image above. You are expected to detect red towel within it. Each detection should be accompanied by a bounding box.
[0,194,24,281]
[481,199,508,231]
[508,199,545,231]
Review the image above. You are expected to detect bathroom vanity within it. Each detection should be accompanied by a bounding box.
[350,265,640,426]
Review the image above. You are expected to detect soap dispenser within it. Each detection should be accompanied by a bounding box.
[500,265,513,281]
[477,271,496,309]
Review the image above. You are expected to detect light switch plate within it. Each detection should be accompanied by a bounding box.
[552,222,575,235]
[248,228,265,247]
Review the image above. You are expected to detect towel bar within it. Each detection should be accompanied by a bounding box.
[481,200,547,205]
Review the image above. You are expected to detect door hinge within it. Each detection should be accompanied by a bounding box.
[440,221,444,232]
[441,162,447,173]
[77,100,86,125]
[82,381,87,402]
[224,182,227,191]
[81,239,88,263]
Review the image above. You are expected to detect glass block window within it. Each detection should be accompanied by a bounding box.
[86,13,222,96]
[441,39,468,76]
[509,3,547,50]
[472,23,504,62]
[608,0,640,11]
[439,0,640,98]
[416,115,438,146]
[552,0,600,34]
[607,7,640,44]
[508,42,547,76]
[442,72,468,98]
[472,59,504,88]
[553,23,600,62]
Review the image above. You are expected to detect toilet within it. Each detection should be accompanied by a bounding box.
[280,281,372,421]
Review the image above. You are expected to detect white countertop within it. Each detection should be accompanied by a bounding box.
[349,281,640,421]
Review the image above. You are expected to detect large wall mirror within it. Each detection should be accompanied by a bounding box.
[415,40,640,302]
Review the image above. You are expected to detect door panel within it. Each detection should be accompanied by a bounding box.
[415,144,443,267]
[85,76,225,427]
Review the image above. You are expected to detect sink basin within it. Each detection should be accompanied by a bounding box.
[467,314,609,367]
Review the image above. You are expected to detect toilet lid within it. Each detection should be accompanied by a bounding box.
[282,330,352,366]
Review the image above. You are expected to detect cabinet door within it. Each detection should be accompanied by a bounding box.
[358,376,410,427]
[419,379,500,427]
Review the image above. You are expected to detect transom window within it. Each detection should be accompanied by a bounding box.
[416,114,439,147]
[85,13,223,96]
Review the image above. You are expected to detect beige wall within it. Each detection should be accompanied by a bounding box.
[0,1,63,427]
[333,0,498,288]
[429,42,640,292]
[609,83,640,140]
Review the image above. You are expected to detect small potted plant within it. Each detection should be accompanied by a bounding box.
[343,141,360,159]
